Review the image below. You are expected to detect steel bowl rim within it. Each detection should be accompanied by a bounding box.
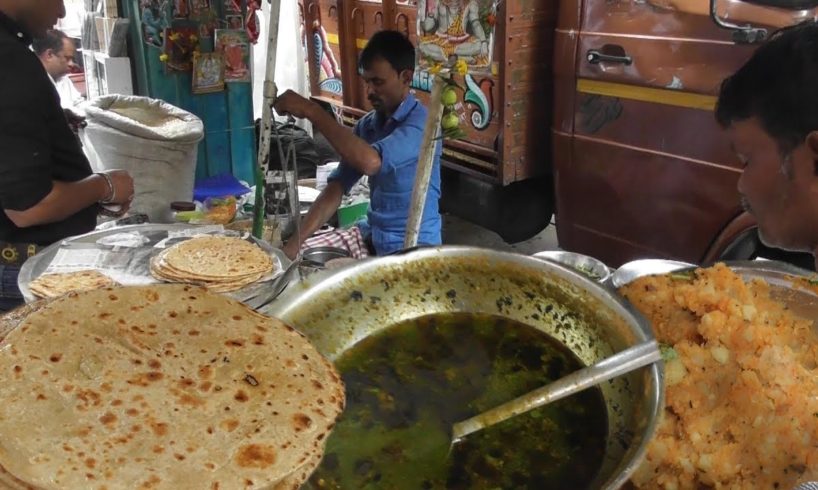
[532,250,613,284]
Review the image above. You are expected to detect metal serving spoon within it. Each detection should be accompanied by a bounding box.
[451,340,662,445]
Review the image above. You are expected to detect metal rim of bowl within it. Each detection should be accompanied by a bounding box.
[532,250,613,284]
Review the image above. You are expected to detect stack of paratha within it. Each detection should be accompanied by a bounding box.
[0,285,345,490]
[28,270,118,299]
[150,236,276,292]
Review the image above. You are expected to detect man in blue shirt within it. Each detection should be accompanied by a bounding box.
[274,30,442,258]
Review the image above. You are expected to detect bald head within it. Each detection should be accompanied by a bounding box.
[0,0,66,38]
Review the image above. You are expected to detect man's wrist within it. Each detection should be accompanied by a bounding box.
[304,100,321,122]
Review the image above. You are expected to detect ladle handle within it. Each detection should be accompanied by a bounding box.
[451,340,662,442]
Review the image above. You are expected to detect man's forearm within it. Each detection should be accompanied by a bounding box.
[292,182,344,245]
[4,175,106,228]
[305,104,382,176]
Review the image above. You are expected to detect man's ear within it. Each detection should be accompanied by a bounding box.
[808,131,818,176]
[400,69,413,85]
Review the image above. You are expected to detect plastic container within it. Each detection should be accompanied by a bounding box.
[337,200,369,228]
[316,161,340,191]
[170,201,198,223]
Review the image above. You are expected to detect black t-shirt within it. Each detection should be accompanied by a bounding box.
[0,12,96,246]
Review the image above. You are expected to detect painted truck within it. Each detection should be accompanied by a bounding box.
[298,0,818,267]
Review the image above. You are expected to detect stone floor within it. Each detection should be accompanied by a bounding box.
[441,213,559,256]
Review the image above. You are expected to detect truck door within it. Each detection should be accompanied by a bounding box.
[554,0,815,266]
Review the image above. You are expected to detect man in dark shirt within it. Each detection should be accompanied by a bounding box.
[716,21,818,271]
[0,0,134,311]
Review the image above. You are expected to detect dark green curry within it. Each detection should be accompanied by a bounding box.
[305,313,608,490]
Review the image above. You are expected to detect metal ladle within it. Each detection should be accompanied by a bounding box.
[451,340,663,445]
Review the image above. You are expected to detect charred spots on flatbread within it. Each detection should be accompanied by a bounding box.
[99,412,117,427]
[220,419,239,432]
[292,413,312,432]
[149,421,169,436]
[236,444,277,469]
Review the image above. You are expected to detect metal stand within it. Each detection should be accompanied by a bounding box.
[253,0,300,256]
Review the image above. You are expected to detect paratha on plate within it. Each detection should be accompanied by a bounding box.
[28,270,118,299]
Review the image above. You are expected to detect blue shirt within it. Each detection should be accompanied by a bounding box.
[328,93,442,255]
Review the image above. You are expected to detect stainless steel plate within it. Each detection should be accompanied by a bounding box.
[610,259,696,289]
[18,224,291,304]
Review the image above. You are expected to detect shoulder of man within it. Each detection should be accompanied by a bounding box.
[0,40,50,92]
[401,96,428,126]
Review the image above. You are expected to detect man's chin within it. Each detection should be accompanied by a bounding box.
[757,226,812,254]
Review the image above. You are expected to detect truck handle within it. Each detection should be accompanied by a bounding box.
[586,49,632,66]
[709,0,767,44]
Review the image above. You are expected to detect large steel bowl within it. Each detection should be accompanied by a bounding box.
[264,246,663,489]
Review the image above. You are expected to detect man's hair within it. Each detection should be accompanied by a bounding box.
[716,21,818,154]
[32,29,69,56]
[358,30,416,74]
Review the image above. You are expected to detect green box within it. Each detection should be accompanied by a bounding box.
[337,201,369,228]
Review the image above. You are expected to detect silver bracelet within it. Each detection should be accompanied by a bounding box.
[96,172,115,204]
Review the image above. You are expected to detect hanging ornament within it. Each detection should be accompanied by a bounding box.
[245,0,260,44]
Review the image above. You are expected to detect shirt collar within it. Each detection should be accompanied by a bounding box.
[390,93,417,123]
[0,10,32,45]
[373,93,417,128]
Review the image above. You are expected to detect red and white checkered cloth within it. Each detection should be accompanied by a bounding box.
[300,226,370,259]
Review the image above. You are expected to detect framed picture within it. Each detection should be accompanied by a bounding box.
[140,0,170,47]
[215,29,250,82]
[173,0,190,18]
[193,8,218,38]
[416,0,496,73]
[224,0,241,13]
[163,26,198,71]
[192,52,225,94]
[190,0,209,13]
[225,14,243,30]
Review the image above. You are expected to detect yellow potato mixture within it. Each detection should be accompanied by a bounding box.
[620,264,818,490]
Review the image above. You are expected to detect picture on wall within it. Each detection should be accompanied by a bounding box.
[416,0,496,72]
[194,8,218,38]
[224,0,241,13]
[215,29,250,82]
[173,0,190,18]
[225,14,243,30]
[192,51,226,94]
[140,0,170,47]
[190,0,209,13]
[163,25,199,71]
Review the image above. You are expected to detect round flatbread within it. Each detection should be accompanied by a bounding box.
[161,236,274,279]
[28,271,118,299]
[149,253,267,293]
[0,285,344,490]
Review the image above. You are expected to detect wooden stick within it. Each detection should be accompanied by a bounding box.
[404,75,446,249]
[253,0,283,239]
